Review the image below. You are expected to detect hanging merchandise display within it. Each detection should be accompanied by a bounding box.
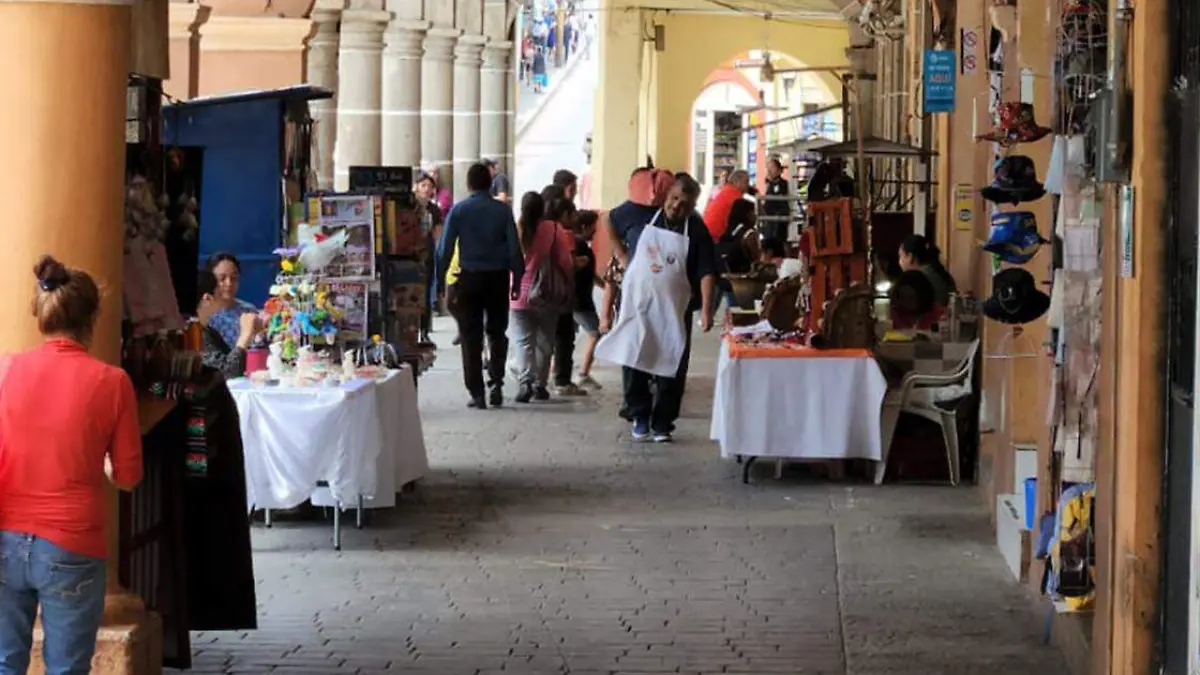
[982,268,1051,325]
[976,102,1053,146]
[124,175,186,336]
[981,155,1047,205]
[982,211,1048,263]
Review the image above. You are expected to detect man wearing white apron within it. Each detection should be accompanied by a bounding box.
[595,178,716,442]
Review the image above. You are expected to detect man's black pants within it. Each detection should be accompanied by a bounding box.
[449,270,511,397]
[621,312,693,434]
[553,312,576,386]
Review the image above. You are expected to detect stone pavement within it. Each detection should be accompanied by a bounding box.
[176,319,1067,674]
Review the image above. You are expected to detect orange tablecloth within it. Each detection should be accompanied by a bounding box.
[726,339,873,360]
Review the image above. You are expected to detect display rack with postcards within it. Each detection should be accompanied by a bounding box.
[304,166,435,377]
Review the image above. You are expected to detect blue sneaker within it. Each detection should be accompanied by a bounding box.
[652,431,673,443]
[632,419,651,441]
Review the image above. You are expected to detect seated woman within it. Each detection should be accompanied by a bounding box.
[888,269,944,331]
[204,252,259,350]
[196,269,260,378]
[898,234,957,306]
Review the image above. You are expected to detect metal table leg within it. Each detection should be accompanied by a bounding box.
[356,496,364,529]
[742,456,759,484]
[264,508,272,528]
[333,503,341,551]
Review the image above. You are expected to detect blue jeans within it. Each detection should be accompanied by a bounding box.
[0,531,107,675]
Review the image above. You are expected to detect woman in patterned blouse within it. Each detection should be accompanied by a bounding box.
[196,270,260,378]
[205,253,259,349]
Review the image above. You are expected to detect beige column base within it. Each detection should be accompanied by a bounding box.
[28,603,162,675]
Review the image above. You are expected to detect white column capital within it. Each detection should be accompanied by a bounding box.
[384,19,427,58]
[198,16,314,52]
[423,26,461,62]
[340,8,390,49]
[482,40,512,68]
[454,34,487,67]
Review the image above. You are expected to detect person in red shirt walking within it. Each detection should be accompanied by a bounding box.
[0,255,143,675]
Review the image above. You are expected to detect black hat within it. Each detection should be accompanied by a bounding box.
[983,268,1050,325]
[981,155,1046,205]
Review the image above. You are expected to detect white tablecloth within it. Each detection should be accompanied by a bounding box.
[710,340,888,461]
[232,376,382,511]
[311,367,429,509]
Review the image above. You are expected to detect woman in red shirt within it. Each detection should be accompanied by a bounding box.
[0,255,143,674]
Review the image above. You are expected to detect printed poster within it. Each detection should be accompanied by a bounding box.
[327,280,370,342]
[313,195,376,279]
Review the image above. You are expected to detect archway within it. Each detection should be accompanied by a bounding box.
[688,50,843,198]
[648,11,849,174]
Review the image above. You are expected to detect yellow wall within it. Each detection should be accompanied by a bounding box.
[592,2,849,205]
[651,13,848,172]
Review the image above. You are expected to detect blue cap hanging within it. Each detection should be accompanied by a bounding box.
[982,211,1048,264]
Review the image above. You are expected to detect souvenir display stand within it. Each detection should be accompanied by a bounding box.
[228,196,432,547]
[305,185,437,380]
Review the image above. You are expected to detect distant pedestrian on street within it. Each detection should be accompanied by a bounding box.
[0,255,143,675]
[532,47,548,93]
[438,162,524,409]
[484,157,511,204]
[521,35,536,85]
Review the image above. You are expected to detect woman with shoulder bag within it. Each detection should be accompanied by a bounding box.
[509,191,575,403]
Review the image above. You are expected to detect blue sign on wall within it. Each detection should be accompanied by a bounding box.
[923,49,957,114]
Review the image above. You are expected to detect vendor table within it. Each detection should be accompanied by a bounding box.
[710,338,888,483]
[231,373,393,549]
[311,365,428,509]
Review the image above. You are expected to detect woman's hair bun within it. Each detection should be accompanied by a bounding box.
[33,255,70,291]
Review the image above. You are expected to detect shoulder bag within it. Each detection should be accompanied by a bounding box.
[526,225,574,312]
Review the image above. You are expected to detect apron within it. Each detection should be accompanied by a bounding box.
[595,211,692,377]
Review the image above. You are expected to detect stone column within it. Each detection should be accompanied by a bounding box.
[505,45,517,177]
[0,0,160,669]
[333,9,389,190]
[307,5,342,189]
[421,27,459,194]
[452,35,487,198]
[381,20,427,167]
[480,41,511,173]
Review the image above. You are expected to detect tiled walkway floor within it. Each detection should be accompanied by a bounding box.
[180,320,1066,674]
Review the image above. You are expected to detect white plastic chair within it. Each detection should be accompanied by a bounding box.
[875,339,981,486]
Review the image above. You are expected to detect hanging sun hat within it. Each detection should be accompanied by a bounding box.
[983,268,1051,325]
[981,155,1046,205]
[982,211,1048,264]
[976,102,1053,146]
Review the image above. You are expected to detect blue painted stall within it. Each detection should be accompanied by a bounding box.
[163,86,331,305]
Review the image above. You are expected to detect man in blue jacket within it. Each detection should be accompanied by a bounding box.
[438,163,524,409]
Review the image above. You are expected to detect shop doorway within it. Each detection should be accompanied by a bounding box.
[1163,0,1200,669]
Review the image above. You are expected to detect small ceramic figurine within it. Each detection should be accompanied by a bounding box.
[267,342,287,379]
[342,350,357,380]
